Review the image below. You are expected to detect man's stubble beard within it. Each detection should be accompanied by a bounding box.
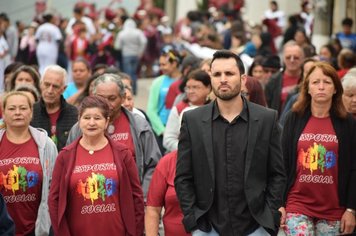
[212,83,241,101]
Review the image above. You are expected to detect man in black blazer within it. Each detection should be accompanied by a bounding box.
[175,50,286,236]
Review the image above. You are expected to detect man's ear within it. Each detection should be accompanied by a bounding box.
[241,74,247,87]
[60,85,67,94]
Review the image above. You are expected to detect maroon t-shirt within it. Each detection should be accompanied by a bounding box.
[109,112,136,159]
[48,109,60,145]
[281,74,299,109]
[147,151,191,236]
[286,116,345,220]
[0,134,42,235]
[165,79,182,109]
[66,143,125,235]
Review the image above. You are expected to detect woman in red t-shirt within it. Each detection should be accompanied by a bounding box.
[0,91,58,235]
[145,150,191,236]
[48,96,144,236]
[281,62,356,235]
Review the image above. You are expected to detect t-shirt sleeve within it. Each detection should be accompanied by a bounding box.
[146,161,168,207]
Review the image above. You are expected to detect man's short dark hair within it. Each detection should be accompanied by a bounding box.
[210,50,245,74]
[74,6,84,15]
[342,17,353,27]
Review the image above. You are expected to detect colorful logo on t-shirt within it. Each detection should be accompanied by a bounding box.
[0,165,39,194]
[298,142,337,174]
[77,172,117,204]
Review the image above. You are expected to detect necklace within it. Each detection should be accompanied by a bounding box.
[80,138,107,155]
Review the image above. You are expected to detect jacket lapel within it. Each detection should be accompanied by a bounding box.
[58,140,78,226]
[201,104,215,183]
[244,103,259,180]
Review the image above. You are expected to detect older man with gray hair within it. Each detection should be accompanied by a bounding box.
[31,65,78,151]
[67,73,161,198]
[342,68,356,118]
[265,40,305,115]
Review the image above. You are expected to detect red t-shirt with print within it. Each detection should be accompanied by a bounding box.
[147,151,191,236]
[281,74,299,110]
[0,134,42,235]
[66,143,125,235]
[48,109,61,145]
[109,112,136,159]
[286,116,345,220]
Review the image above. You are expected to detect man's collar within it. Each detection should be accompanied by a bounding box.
[212,96,248,122]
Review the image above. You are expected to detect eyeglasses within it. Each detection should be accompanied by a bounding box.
[184,85,204,92]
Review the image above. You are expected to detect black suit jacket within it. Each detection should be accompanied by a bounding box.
[175,101,286,234]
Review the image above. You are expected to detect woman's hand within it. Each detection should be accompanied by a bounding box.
[340,209,356,234]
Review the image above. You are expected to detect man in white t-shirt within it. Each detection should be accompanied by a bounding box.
[65,5,96,38]
[35,13,62,75]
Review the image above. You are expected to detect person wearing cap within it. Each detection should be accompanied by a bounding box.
[261,55,281,88]
[265,41,304,115]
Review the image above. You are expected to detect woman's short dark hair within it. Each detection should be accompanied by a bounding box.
[248,56,265,76]
[72,58,91,71]
[338,49,356,69]
[10,65,41,93]
[186,69,211,87]
[79,96,111,119]
[181,69,211,102]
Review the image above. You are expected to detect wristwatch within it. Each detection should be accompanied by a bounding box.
[346,208,356,216]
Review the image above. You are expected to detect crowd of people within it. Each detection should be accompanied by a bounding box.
[0,0,356,235]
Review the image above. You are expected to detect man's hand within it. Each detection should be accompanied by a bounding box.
[340,209,356,235]
[278,207,286,227]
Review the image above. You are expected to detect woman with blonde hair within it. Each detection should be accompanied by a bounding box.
[0,91,58,235]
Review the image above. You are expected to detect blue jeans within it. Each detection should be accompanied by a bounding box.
[122,55,139,95]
